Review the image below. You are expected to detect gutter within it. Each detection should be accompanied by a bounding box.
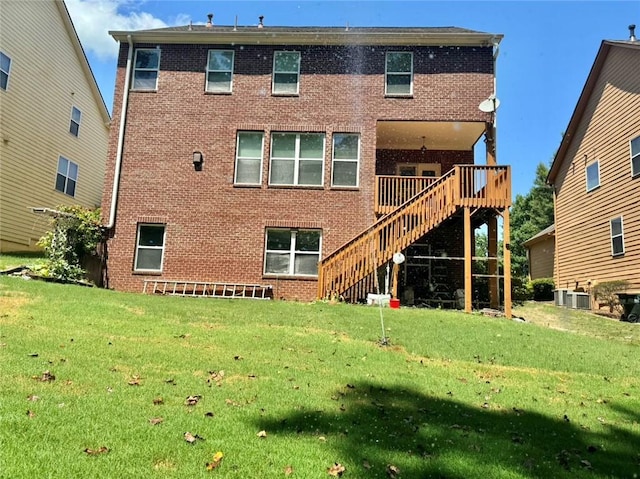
[105,35,134,230]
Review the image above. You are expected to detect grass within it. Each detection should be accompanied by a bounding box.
[1,276,639,478]
[0,252,46,271]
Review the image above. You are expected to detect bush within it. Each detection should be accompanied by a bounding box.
[529,278,555,301]
[593,280,629,313]
[36,206,102,282]
[512,276,531,304]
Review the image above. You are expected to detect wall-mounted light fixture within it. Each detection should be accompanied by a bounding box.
[420,136,427,157]
[193,151,203,171]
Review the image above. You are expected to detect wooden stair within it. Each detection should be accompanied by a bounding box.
[317,165,511,301]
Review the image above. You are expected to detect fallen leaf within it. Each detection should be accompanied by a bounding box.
[153,397,164,405]
[84,446,109,455]
[33,370,55,382]
[363,460,372,470]
[184,432,205,444]
[204,411,215,418]
[27,410,35,418]
[256,430,267,438]
[328,463,345,476]
[185,395,201,406]
[580,460,592,469]
[28,353,39,357]
[27,395,40,402]
[284,465,294,475]
[206,451,224,470]
[386,464,400,478]
[234,355,243,360]
[149,417,163,425]
[165,378,176,385]
[207,370,224,386]
[128,375,142,386]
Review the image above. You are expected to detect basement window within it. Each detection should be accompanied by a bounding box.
[264,229,321,277]
[134,224,166,272]
[631,136,640,177]
[610,217,625,256]
[132,48,160,90]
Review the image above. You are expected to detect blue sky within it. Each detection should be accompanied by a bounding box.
[66,0,639,198]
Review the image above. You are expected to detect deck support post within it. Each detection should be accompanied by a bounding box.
[502,208,512,318]
[485,121,497,166]
[464,207,472,313]
[488,215,499,308]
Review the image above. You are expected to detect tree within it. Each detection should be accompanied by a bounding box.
[510,162,554,277]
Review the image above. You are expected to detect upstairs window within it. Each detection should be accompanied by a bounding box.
[385,52,413,96]
[264,229,321,276]
[631,135,640,177]
[610,216,624,256]
[0,51,11,90]
[235,131,264,185]
[586,160,600,191]
[134,224,166,272]
[273,51,300,95]
[332,133,360,187]
[69,106,82,137]
[206,50,234,93]
[133,49,160,90]
[270,133,324,186]
[55,156,78,197]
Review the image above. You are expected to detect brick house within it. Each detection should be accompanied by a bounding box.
[102,19,512,314]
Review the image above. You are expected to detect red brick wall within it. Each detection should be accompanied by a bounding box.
[102,42,494,300]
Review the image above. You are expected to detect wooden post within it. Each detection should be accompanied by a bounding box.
[503,208,512,318]
[488,215,499,308]
[464,207,472,313]
[485,121,496,166]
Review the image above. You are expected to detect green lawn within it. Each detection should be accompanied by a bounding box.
[1,276,638,478]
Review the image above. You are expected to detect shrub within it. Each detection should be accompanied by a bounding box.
[593,280,629,313]
[529,278,555,301]
[512,276,532,304]
[36,206,102,282]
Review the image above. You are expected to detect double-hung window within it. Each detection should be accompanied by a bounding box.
[69,106,81,137]
[610,217,624,256]
[133,49,160,90]
[55,156,78,197]
[272,51,300,95]
[586,160,600,191]
[0,51,11,91]
[206,50,234,93]
[631,135,640,177]
[385,52,413,96]
[332,133,360,187]
[235,131,264,185]
[264,229,321,276]
[134,224,166,272]
[270,133,324,186]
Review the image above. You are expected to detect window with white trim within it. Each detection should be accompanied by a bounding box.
[206,50,234,93]
[134,224,166,272]
[70,106,81,137]
[55,156,78,197]
[332,133,360,187]
[269,133,324,186]
[0,51,11,91]
[235,131,264,185]
[272,51,300,95]
[385,52,413,96]
[133,49,160,90]
[586,160,600,191]
[264,229,321,276]
[631,135,640,177]
[610,217,624,256]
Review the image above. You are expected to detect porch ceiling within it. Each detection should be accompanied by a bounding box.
[376,121,485,151]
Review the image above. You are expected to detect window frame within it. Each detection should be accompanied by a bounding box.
[385,51,413,96]
[585,160,600,192]
[264,228,322,277]
[331,133,360,188]
[132,48,160,91]
[269,132,325,187]
[134,224,167,272]
[610,216,625,256]
[631,135,640,177]
[69,106,82,137]
[0,51,11,91]
[206,49,234,93]
[55,156,78,197]
[272,51,301,95]
[234,131,264,185]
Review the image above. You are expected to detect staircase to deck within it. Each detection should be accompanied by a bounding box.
[317,165,511,301]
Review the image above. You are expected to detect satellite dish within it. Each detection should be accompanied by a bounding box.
[392,252,405,264]
[479,96,500,113]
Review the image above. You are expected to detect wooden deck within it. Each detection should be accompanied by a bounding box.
[318,165,511,301]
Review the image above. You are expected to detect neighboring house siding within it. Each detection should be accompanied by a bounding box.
[527,237,555,280]
[102,42,494,299]
[553,45,640,292]
[0,0,109,252]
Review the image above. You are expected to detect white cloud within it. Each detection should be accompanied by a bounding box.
[65,0,169,60]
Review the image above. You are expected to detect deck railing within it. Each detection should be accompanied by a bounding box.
[318,165,510,300]
[375,176,439,215]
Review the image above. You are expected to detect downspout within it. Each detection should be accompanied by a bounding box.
[106,35,134,229]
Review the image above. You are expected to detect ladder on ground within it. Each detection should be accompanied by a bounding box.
[143,280,272,299]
